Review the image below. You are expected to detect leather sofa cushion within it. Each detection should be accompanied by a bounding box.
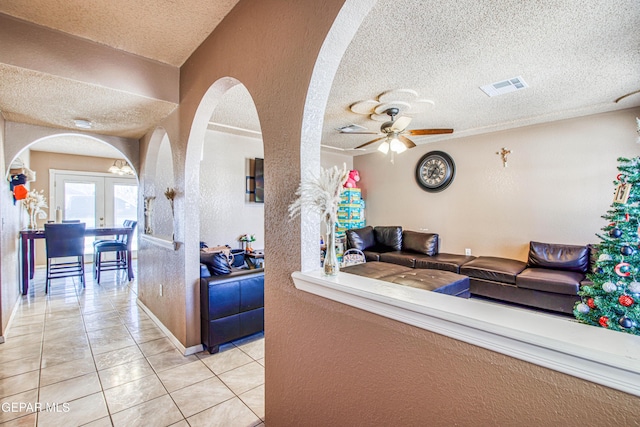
[460,256,526,285]
[414,253,476,273]
[374,226,403,251]
[342,263,469,297]
[346,226,376,251]
[341,262,414,279]
[527,241,589,273]
[402,230,438,256]
[378,269,470,297]
[363,250,381,262]
[379,251,416,268]
[516,268,584,295]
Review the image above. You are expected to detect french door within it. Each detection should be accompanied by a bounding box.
[50,170,138,255]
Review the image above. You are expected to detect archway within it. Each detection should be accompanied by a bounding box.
[184,78,264,297]
[299,0,377,271]
[184,78,264,349]
[9,132,140,267]
[141,127,175,239]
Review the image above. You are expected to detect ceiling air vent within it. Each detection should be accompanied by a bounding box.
[337,124,367,133]
[480,76,528,97]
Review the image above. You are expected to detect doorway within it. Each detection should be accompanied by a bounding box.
[50,170,138,255]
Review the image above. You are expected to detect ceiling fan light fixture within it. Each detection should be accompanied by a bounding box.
[108,159,134,176]
[389,137,406,154]
[378,141,390,154]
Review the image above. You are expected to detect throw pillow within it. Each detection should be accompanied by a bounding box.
[200,251,232,275]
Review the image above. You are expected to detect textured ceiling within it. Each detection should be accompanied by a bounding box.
[0,0,239,67]
[0,0,638,157]
[322,0,640,153]
[0,63,177,139]
[29,135,123,159]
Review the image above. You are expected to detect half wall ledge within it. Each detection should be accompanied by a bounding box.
[141,234,178,250]
[292,270,640,397]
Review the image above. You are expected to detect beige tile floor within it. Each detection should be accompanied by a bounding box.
[0,262,265,427]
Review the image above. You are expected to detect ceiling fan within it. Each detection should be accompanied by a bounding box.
[340,108,453,153]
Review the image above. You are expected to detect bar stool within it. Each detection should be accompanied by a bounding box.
[94,221,136,284]
[92,220,133,279]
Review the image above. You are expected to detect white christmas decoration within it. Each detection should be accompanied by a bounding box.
[598,253,613,262]
[628,281,640,294]
[576,303,590,314]
[602,281,618,293]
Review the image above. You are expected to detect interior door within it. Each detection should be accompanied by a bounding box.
[105,178,139,251]
[52,171,138,255]
[54,174,105,227]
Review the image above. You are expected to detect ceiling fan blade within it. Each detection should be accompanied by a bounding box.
[339,131,382,135]
[406,128,454,135]
[390,116,412,132]
[399,135,416,148]
[355,136,386,149]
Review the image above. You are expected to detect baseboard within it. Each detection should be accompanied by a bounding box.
[1,291,24,344]
[136,299,204,356]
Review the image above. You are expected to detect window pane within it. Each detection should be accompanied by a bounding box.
[64,182,95,254]
[64,182,96,227]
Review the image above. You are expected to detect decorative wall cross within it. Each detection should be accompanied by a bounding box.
[496,147,512,167]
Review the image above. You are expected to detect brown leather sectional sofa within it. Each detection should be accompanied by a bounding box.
[344,226,591,314]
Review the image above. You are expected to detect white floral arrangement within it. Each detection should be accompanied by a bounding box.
[288,164,348,226]
[22,189,48,226]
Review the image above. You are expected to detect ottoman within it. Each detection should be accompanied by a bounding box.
[342,263,470,298]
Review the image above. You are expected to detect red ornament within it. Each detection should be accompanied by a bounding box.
[587,298,596,309]
[625,213,630,221]
[617,173,625,182]
[599,316,609,328]
[619,295,634,307]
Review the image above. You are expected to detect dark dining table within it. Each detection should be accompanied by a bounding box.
[19,226,134,295]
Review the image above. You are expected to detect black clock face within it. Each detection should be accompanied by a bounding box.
[415,151,455,192]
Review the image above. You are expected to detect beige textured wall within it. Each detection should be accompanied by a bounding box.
[148,0,640,424]
[199,130,265,250]
[0,114,22,337]
[355,108,640,260]
[136,109,186,345]
[151,135,175,239]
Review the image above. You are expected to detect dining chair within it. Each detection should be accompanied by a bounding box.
[92,219,133,279]
[44,222,86,293]
[94,221,137,284]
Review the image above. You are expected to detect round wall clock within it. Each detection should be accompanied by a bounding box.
[415,151,455,192]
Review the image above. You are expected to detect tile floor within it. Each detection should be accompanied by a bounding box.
[0,263,265,426]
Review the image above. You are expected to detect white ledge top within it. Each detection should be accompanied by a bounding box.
[140,234,178,250]
[292,269,640,397]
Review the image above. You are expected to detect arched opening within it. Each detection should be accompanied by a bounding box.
[299,0,376,271]
[293,0,640,407]
[184,77,265,353]
[11,132,140,292]
[141,127,175,240]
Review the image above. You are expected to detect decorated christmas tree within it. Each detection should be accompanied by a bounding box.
[574,157,640,335]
